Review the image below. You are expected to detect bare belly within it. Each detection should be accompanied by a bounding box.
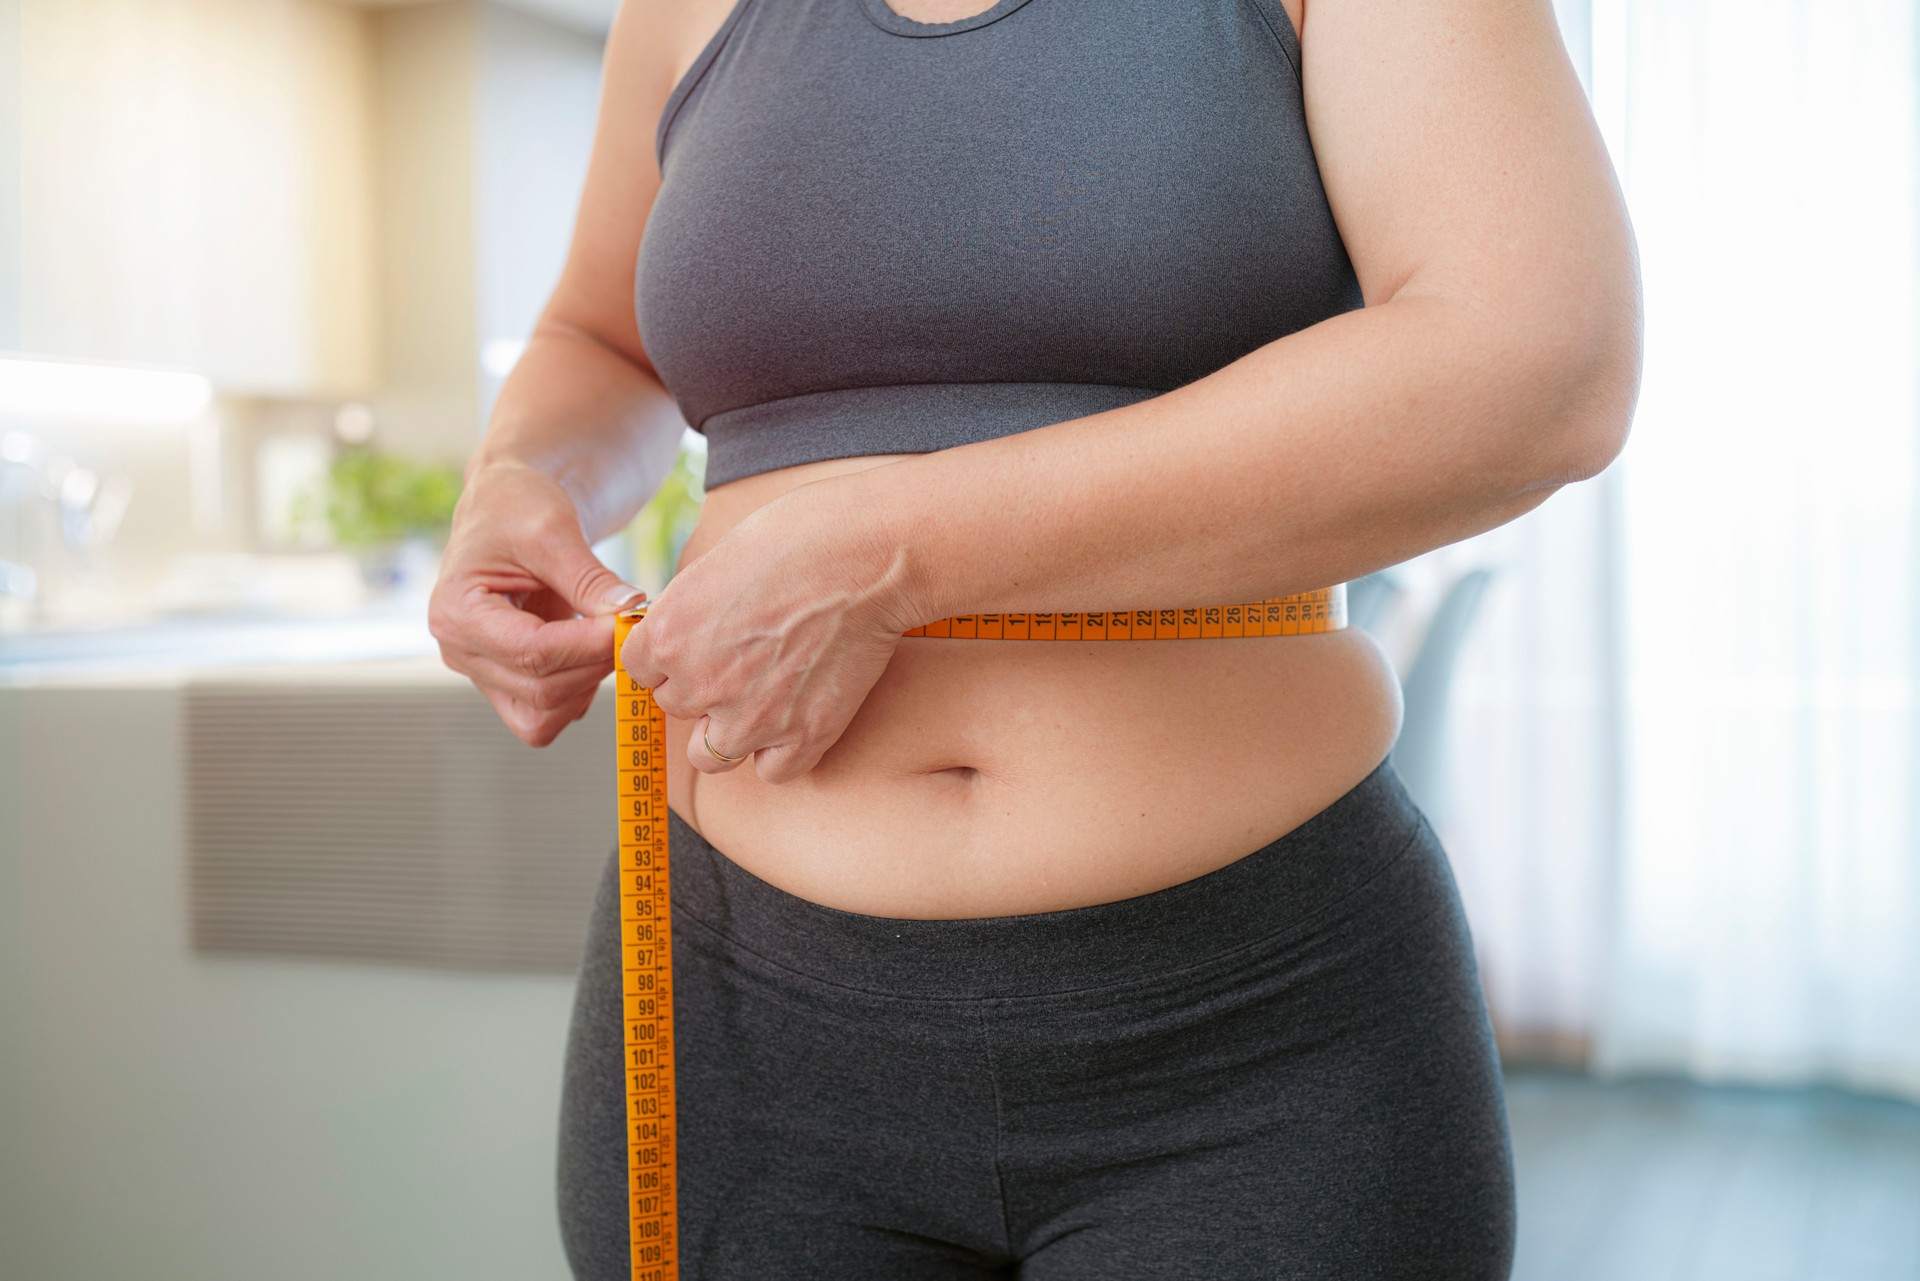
[663,453,1405,919]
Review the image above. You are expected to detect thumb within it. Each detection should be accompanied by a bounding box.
[521,519,647,618]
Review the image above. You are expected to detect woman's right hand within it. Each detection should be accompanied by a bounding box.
[428,459,647,747]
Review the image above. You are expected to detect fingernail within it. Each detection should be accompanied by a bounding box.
[606,584,648,610]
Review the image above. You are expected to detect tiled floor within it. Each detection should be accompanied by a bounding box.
[1506,1071,1920,1281]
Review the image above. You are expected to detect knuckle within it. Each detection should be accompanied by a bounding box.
[533,677,588,713]
[511,638,556,679]
[742,716,779,752]
[640,616,682,664]
[564,562,611,613]
[510,703,561,747]
[498,699,543,743]
[653,684,697,718]
[504,712,537,745]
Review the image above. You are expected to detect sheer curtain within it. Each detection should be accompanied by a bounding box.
[1413,0,1920,1099]
[1591,0,1920,1098]
[1390,0,1622,1067]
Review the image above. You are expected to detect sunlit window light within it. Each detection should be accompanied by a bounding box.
[0,353,214,425]
[482,338,527,379]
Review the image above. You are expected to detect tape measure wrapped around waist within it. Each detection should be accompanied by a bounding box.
[610,585,1345,1280]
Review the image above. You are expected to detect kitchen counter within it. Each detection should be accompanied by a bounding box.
[0,600,442,686]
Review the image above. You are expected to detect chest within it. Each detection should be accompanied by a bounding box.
[636,0,1353,425]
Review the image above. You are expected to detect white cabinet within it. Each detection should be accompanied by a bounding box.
[0,663,594,1279]
[19,0,378,398]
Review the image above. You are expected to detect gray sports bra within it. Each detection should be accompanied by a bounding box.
[636,0,1362,489]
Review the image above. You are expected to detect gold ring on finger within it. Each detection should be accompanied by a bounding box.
[703,726,744,764]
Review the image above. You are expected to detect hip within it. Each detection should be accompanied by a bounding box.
[559,754,1514,1278]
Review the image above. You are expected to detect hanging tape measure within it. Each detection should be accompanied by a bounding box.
[610,585,1346,1280]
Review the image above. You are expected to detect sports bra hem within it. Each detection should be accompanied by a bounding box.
[694,379,1168,487]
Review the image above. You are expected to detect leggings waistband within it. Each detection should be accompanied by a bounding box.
[666,752,1426,1000]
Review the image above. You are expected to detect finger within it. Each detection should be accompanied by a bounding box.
[755,699,864,784]
[620,616,670,689]
[520,585,583,625]
[559,689,600,727]
[517,514,647,620]
[477,682,589,748]
[688,714,751,775]
[477,683,544,746]
[752,741,820,786]
[452,644,612,712]
[442,628,609,685]
[436,636,479,681]
[648,676,708,721]
[464,589,623,678]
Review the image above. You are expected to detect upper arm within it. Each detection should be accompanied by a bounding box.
[1301,0,1640,365]
[535,0,721,375]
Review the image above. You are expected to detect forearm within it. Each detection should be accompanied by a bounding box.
[862,291,1636,624]
[470,320,687,542]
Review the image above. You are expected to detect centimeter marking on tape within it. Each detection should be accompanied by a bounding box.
[901,589,1346,639]
[610,585,1344,1281]
[613,608,678,1281]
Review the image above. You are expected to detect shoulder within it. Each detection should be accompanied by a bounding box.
[611,0,742,112]
[1296,0,1637,351]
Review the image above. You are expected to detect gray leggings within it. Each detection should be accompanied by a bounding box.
[558,755,1515,1279]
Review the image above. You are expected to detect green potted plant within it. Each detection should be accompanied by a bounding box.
[302,449,464,591]
[625,440,706,595]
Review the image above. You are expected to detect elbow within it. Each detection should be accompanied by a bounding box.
[1550,344,1640,483]
[1517,273,1645,488]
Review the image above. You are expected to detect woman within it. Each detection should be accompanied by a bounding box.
[429,0,1640,1274]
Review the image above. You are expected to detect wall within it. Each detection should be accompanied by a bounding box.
[0,678,581,1280]
[18,0,378,396]
[1,0,19,351]
[363,0,604,460]
[475,0,604,424]
[366,2,482,462]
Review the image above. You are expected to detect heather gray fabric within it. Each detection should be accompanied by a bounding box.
[634,0,1365,488]
[557,755,1516,1278]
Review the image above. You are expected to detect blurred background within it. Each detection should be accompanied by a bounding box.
[0,0,1915,1278]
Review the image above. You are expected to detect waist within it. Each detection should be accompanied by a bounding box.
[667,749,1429,999]
[664,626,1405,918]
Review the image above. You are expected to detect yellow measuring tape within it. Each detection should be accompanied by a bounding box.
[610,585,1346,1279]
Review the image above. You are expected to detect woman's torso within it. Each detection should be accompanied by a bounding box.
[644,0,1404,919]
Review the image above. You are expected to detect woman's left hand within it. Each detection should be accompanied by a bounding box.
[619,474,922,784]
